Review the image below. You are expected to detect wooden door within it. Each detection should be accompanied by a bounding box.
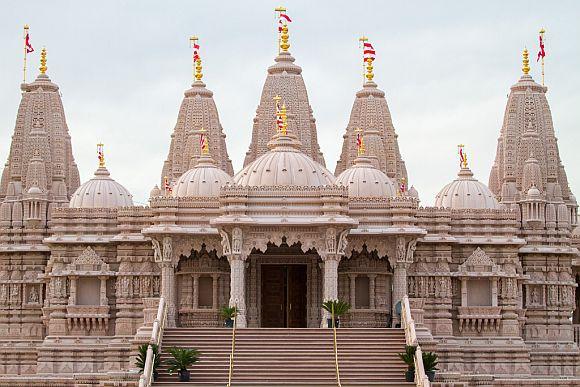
[261,265,286,327]
[288,265,307,328]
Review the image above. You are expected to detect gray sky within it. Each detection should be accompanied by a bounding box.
[1,0,579,206]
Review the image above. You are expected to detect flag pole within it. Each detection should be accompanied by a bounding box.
[275,7,286,55]
[539,28,545,86]
[23,25,29,83]
[359,36,368,83]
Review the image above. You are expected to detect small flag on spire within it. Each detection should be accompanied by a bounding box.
[97,143,105,167]
[278,11,292,32]
[537,31,546,62]
[273,95,284,132]
[458,144,468,169]
[163,176,173,194]
[199,128,209,155]
[400,177,407,194]
[25,31,34,53]
[363,41,375,62]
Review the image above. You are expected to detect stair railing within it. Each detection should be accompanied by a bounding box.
[226,304,238,387]
[401,295,430,387]
[139,297,167,387]
[330,304,342,387]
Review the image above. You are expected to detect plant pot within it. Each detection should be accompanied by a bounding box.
[327,318,340,328]
[405,369,415,382]
[426,370,435,382]
[224,318,234,328]
[178,369,190,382]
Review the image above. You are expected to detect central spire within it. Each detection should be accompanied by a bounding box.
[243,7,325,167]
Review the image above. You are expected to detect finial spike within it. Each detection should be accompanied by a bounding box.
[190,36,202,81]
[458,144,468,169]
[276,7,291,53]
[97,143,105,167]
[355,127,365,156]
[199,127,210,156]
[522,47,530,75]
[39,47,47,74]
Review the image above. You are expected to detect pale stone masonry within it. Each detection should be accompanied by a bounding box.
[0,28,578,387]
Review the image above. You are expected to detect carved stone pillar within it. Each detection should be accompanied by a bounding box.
[99,276,108,306]
[153,236,178,328]
[192,274,199,309]
[68,276,77,306]
[369,274,377,309]
[321,254,341,326]
[228,257,247,327]
[349,274,357,309]
[392,262,409,325]
[212,274,219,310]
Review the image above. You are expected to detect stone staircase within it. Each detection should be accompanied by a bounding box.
[154,327,413,386]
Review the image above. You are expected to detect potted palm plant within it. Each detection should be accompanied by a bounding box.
[135,344,161,382]
[220,306,237,328]
[321,299,350,328]
[397,344,416,382]
[422,351,438,382]
[166,347,200,382]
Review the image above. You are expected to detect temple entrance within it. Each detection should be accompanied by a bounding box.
[261,264,307,327]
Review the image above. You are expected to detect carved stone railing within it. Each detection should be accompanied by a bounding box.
[401,295,430,387]
[457,306,501,334]
[574,324,580,348]
[139,297,167,387]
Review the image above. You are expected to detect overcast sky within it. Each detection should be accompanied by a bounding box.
[1,0,579,206]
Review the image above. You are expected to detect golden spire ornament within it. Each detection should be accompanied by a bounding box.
[275,7,292,53]
[359,36,375,82]
[354,127,365,156]
[190,36,202,82]
[39,47,47,75]
[97,143,105,167]
[199,127,209,156]
[522,48,530,75]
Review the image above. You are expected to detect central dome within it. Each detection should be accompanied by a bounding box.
[70,166,133,208]
[435,167,500,209]
[234,131,335,187]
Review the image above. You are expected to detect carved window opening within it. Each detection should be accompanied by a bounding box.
[355,276,370,309]
[77,277,101,305]
[467,279,492,306]
[198,276,213,309]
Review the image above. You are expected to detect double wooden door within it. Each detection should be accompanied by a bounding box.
[261,265,307,328]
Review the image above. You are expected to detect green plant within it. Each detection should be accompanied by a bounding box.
[220,305,238,320]
[135,344,161,374]
[397,345,417,370]
[422,351,438,373]
[321,299,350,317]
[166,347,200,375]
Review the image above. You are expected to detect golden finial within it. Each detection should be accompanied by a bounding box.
[365,58,374,82]
[199,127,209,156]
[522,48,530,75]
[39,47,47,74]
[24,24,29,30]
[97,143,105,167]
[280,103,288,135]
[458,144,468,169]
[276,7,291,53]
[189,36,203,81]
[354,127,365,156]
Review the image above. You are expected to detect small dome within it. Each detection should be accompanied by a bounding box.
[435,167,500,210]
[234,132,335,187]
[173,156,233,197]
[335,156,396,197]
[150,185,161,198]
[408,186,419,199]
[27,186,43,195]
[69,166,133,208]
[526,185,541,199]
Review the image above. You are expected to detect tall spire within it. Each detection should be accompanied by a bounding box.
[161,36,233,185]
[243,7,325,167]
[335,37,407,184]
[489,47,574,210]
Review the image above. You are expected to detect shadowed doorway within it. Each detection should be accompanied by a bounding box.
[261,264,307,327]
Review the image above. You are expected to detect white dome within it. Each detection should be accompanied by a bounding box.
[335,156,396,197]
[173,156,233,197]
[69,166,133,208]
[234,132,335,187]
[434,167,500,210]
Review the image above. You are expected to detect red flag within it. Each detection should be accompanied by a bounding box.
[356,132,362,149]
[537,35,546,62]
[275,102,284,132]
[278,12,292,32]
[193,43,200,62]
[363,41,375,62]
[164,176,172,193]
[25,32,34,53]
